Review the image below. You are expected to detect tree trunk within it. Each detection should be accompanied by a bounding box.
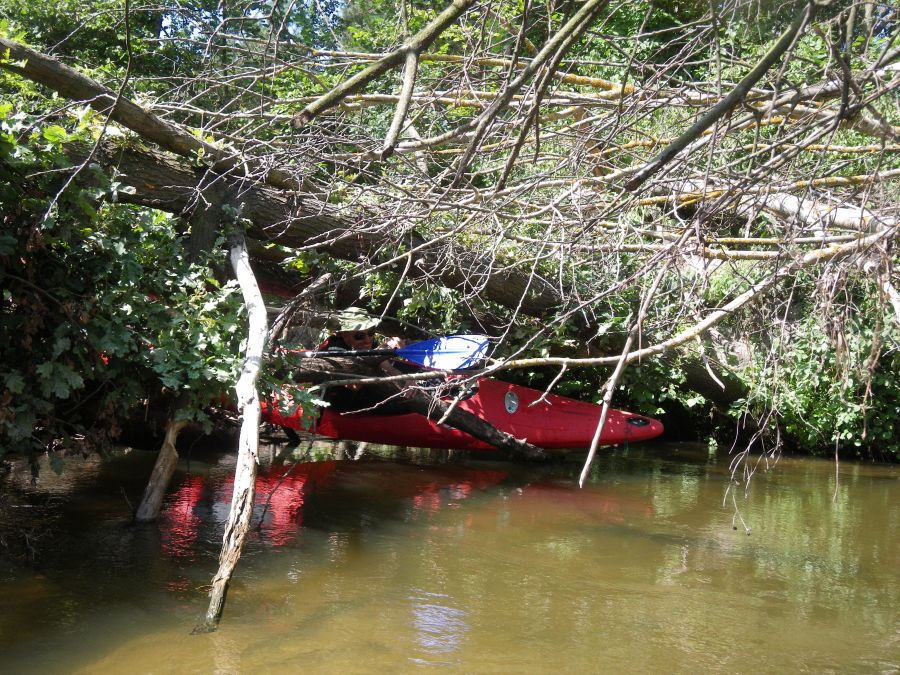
[196,230,267,633]
[67,140,561,317]
[134,418,188,522]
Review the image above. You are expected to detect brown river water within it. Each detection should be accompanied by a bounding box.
[1,441,897,673]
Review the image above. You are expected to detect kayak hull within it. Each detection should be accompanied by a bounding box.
[265,377,663,451]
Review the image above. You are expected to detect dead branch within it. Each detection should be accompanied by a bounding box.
[198,228,267,632]
[292,0,476,126]
[624,1,816,191]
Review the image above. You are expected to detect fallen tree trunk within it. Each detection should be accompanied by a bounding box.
[0,37,559,314]
[62,140,561,316]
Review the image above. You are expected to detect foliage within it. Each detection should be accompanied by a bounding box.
[0,109,245,457]
[734,278,900,459]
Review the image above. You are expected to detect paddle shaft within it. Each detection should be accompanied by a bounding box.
[297,348,398,358]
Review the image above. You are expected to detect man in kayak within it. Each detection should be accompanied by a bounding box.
[319,307,379,352]
[318,307,414,414]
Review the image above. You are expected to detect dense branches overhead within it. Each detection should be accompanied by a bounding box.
[1,0,899,456]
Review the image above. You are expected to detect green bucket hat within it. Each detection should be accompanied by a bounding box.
[330,307,380,332]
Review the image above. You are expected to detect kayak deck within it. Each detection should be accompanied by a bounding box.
[265,377,663,451]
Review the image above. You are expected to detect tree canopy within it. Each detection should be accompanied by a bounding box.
[1,0,898,464]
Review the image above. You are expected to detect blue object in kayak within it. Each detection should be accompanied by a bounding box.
[295,334,490,371]
[401,335,490,370]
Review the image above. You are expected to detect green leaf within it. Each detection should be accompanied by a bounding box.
[42,124,68,145]
[35,361,84,399]
[4,407,36,440]
[52,336,71,357]
[3,371,25,394]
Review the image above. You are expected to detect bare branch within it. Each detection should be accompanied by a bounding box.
[624,2,816,191]
[291,0,475,127]
[381,50,420,159]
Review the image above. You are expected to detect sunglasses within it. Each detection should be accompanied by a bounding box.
[351,330,375,340]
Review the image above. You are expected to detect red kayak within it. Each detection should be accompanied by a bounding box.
[264,377,663,451]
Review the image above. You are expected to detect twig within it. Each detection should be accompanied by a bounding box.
[578,248,673,486]
[451,0,611,187]
[624,1,816,191]
[292,0,475,127]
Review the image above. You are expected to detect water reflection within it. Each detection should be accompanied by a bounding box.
[0,444,897,673]
[409,589,469,657]
[407,469,508,521]
[158,460,343,557]
[160,474,204,559]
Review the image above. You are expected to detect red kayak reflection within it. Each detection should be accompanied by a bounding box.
[408,468,509,520]
[158,461,509,558]
[159,474,205,558]
[160,460,340,557]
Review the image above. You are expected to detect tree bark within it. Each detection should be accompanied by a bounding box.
[65,140,561,317]
[134,418,187,522]
[196,230,267,633]
[0,36,304,191]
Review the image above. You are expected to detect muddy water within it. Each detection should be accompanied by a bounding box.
[0,443,897,673]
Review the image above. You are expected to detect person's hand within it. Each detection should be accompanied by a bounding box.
[382,336,406,349]
[379,359,414,398]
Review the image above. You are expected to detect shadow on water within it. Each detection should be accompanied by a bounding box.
[1,440,898,673]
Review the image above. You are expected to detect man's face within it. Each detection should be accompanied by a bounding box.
[340,329,374,350]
